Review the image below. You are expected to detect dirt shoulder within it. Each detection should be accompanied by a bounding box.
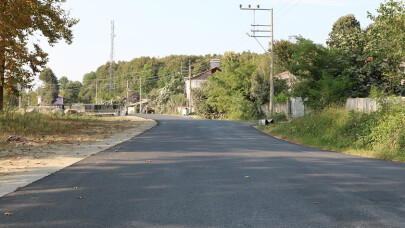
[0,116,156,197]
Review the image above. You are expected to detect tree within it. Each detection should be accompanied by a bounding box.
[64,81,82,104]
[327,14,362,52]
[327,14,386,97]
[273,40,295,74]
[365,0,405,94]
[39,68,59,105]
[59,76,69,92]
[287,37,352,110]
[0,0,78,110]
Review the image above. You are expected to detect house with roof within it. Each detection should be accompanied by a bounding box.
[184,60,222,111]
[37,95,65,105]
[275,71,297,90]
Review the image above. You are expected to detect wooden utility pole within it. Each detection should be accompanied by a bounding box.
[139,76,142,113]
[95,80,98,104]
[240,5,274,115]
[109,20,115,93]
[188,60,192,112]
[126,80,129,112]
[269,8,274,115]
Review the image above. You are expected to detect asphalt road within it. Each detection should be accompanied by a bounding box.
[1,114,405,228]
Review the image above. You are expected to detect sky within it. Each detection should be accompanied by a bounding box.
[37,0,384,84]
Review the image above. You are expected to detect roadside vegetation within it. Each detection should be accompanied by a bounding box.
[0,110,142,153]
[254,1,405,162]
[259,99,405,162]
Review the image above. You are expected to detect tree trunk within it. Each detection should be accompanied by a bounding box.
[0,53,5,111]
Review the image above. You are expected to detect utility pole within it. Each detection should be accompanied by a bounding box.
[139,76,142,113]
[126,80,129,112]
[188,60,192,112]
[240,4,274,115]
[95,80,98,104]
[180,60,183,76]
[270,8,274,116]
[109,20,116,93]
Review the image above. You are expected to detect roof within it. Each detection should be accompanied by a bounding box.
[191,67,222,80]
[274,71,291,78]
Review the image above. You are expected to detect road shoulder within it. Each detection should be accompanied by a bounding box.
[0,116,157,197]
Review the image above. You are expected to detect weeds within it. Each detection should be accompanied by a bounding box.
[260,105,405,162]
[0,110,96,137]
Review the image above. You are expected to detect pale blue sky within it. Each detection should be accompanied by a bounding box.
[39,0,384,83]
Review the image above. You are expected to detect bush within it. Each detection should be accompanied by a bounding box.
[263,105,405,162]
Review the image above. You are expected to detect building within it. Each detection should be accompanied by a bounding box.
[37,95,64,105]
[274,71,297,90]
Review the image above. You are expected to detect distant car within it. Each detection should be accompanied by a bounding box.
[143,105,155,114]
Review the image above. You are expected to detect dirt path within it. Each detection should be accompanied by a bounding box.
[0,116,156,197]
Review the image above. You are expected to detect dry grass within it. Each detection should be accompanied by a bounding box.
[0,111,146,158]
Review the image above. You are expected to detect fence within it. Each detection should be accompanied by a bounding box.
[28,104,123,116]
[261,97,305,118]
[345,98,378,113]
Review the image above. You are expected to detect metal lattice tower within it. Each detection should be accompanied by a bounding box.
[109,20,116,93]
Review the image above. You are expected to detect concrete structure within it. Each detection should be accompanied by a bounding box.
[345,98,379,113]
[261,97,305,118]
[71,104,122,116]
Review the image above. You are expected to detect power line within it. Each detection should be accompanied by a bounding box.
[276,0,303,20]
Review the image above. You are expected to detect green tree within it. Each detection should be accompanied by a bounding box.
[64,81,82,104]
[288,37,352,110]
[0,0,78,110]
[251,53,290,106]
[365,0,405,94]
[327,14,362,52]
[327,14,386,97]
[59,76,69,92]
[273,40,295,74]
[204,52,259,120]
[39,68,59,105]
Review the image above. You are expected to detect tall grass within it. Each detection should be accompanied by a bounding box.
[0,110,97,138]
[261,106,405,162]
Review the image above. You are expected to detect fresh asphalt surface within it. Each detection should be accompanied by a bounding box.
[1,115,405,228]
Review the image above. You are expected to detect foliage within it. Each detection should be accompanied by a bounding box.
[78,55,219,104]
[203,52,260,120]
[274,92,289,103]
[273,39,295,74]
[59,76,69,91]
[39,68,59,105]
[327,14,362,53]
[262,105,405,162]
[193,83,217,119]
[287,37,352,110]
[63,81,82,104]
[365,0,405,95]
[268,112,288,122]
[0,0,78,110]
[149,73,185,114]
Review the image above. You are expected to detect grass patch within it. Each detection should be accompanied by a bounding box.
[0,110,144,153]
[259,106,405,162]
